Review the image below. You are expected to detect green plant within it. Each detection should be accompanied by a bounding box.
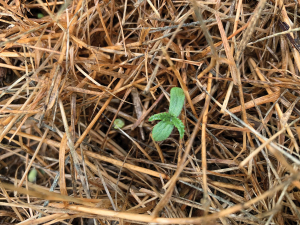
[114,118,125,129]
[37,13,44,19]
[149,87,185,141]
[28,168,38,183]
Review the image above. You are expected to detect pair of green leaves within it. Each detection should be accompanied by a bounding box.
[149,87,185,141]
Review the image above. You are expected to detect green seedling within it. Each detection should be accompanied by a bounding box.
[149,87,185,141]
[28,168,38,183]
[114,118,125,129]
[37,13,44,19]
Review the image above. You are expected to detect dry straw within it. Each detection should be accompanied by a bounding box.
[1,0,300,224]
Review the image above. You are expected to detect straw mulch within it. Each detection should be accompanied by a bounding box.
[1,0,300,224]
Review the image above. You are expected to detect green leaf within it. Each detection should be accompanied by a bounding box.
[170,117,185,139]
[169,87,185,117]
[149,87,186,141]
[28,168,38,183]
[152,121,174,141]
[149,112,172,122]
[114,118,125,129]
[37,13,44,19]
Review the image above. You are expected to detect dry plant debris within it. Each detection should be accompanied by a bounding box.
[1,0,300,224]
